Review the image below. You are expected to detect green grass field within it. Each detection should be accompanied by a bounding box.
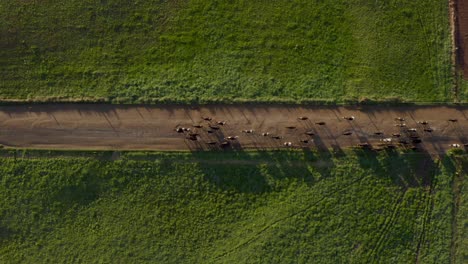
[453,155,468,263]
[0,0,453,103]
[0,149,466,263]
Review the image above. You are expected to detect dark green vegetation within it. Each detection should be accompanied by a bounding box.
[0,150,466,263]
[1,0,453,103]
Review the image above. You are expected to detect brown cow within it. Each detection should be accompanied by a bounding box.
[357,143,371,149]
[220,141,230,147]
[186,135,198,141]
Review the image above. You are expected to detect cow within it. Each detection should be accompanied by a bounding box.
[448,119,458,122]
[343,116,355,121]
[305,131,315,136]
[261,132,270,136]
[395,117,405,122]
[398,139,409,145]
[186,135,198,141]
[357,143,371,149]
[315,121,326,125]
[242,129,254,133]
[342,131,353,136]
[202,116,213,121]
[417,121,429,125]
[285,126,296,129]
[297,116,308,120]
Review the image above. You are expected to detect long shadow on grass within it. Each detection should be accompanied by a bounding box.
[194,142,440,194]
[189,147,337,194]
[350,147,436,188]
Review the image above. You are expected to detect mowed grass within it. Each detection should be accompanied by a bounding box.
[0,150,465,263]
[0,0,452,103]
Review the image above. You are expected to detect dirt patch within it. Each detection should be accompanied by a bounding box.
[455,0,468,79]
[0,104,466,154]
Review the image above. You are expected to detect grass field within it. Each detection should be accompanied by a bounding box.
[453,154,468,263]
[0,0,453,103]
[0,149,465,263]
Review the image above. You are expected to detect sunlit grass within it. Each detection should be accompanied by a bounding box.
[0,0,453,103]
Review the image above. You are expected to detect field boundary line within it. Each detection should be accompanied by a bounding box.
[450,0,460,102]
[0,99,467,106]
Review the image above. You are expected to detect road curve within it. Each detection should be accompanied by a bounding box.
[0,104,466,154]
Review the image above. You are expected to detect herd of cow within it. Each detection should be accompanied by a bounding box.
[175,115,467,151]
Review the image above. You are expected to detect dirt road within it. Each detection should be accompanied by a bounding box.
[0,104,466,154]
